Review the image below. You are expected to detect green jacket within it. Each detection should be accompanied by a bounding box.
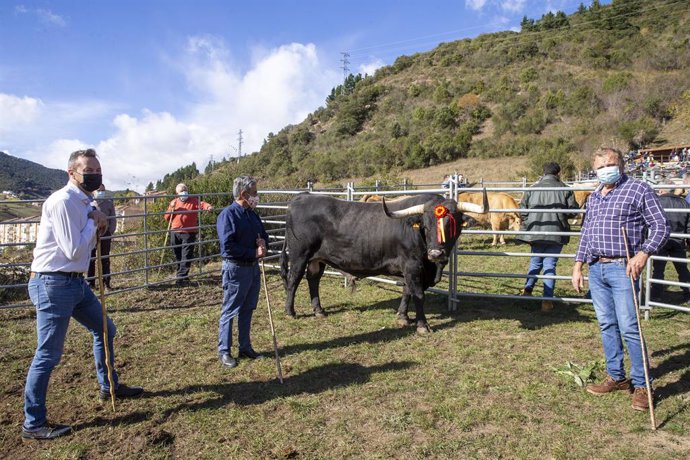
[518,174,579,246]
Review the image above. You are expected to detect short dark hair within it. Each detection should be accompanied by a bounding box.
[67,148,97,170]
[543,162,560,176]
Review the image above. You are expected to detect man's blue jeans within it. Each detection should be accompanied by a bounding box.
[588,261,650,388]
[218,260,260,355]
[24,273,118,430]
[524,243,562,297]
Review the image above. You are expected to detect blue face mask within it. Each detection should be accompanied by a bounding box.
[596,165,621,184]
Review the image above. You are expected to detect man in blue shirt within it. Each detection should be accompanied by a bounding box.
[216,176,269,368]
[572,147,669,412]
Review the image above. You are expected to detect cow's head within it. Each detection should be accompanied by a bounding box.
[508,213,521,232]
[382,189,489,263]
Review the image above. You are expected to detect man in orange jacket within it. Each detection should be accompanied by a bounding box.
[164,183,213,284]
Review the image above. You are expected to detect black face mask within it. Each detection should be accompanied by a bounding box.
[80,173,103,192]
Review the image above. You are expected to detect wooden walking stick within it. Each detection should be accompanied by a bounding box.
[157,216,174,277]
[621,227,657,430]
[260,259,284,384]
[96,234,117,410]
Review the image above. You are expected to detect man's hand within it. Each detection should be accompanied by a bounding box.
[88,209,108,236]
[572,262,585,293]
[626,251,649,280]
[256,237,267,259]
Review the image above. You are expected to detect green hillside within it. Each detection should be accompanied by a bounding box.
[183,0,690,190]
[0,151,67,197]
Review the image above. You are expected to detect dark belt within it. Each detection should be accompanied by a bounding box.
[30,271,84,279]
[596,256,626,264]
[223,259,257,267]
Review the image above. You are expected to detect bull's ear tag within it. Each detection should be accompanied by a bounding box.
[412,223,420,229]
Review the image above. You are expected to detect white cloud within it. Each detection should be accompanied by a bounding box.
[14,6,66,27]
[10,37,341,191]
[0,94,43,134]
[465,0,488,10]
[36,8,67,27]
[358,58,385,77]
[500,0,526,13]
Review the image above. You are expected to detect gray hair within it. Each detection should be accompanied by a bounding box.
[175,183,188,193]
[233,175,257,199]
[67,148,97,170]
[593,147,624,167]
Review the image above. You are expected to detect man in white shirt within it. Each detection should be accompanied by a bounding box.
[22,149,143,440]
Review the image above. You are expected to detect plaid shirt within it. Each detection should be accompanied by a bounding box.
[575,174,669,263]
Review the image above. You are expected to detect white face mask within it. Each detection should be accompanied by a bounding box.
[596,165,621,185]
[178,191,189,202]
[247,195,260,209]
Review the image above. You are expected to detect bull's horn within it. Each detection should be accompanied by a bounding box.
[457,187,489,214]
[382,197,426,218]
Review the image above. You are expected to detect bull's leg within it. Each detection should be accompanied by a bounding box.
[284,257,309,318]
[306,261,327,317]
[491,233,498,246]
[396,292,414,326]
[404,272,431,334]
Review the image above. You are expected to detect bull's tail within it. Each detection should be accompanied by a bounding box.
[279,236,289,290]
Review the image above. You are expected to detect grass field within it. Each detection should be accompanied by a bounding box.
[1,236,689,459]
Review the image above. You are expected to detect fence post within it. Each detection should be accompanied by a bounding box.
[143,194,150,287]
[375,180,380,192]
[403,178,407,191]
[198,193,203,277]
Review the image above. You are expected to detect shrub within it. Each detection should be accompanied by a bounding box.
[602,72,633,93]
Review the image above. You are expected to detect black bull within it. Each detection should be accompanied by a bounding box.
[279,191,488,333]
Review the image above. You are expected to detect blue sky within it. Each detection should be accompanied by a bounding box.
[1,0,603,190]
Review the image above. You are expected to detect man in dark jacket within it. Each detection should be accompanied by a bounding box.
[519,162,579,312]
[650,182,690,302]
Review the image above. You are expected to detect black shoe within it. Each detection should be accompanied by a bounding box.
[21,423,72,440]
[99,384,144,401]
[682,291,690,303]
[239,348,265,360]
[220,353,238,368]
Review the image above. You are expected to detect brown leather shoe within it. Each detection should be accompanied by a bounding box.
[632,387,652,411]
[586,375,632,395]
[541,300,554,312]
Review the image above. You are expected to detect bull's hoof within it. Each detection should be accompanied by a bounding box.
[397,317,414,327]
[314,310,327,318]
[416,325,433,334]
[286,312,296,319]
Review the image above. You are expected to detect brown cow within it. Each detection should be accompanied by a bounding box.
[457,191,521,245]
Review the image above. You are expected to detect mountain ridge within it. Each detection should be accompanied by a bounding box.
[0,152,68,198]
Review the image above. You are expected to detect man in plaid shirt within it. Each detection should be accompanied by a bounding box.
[572,147,669,412]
